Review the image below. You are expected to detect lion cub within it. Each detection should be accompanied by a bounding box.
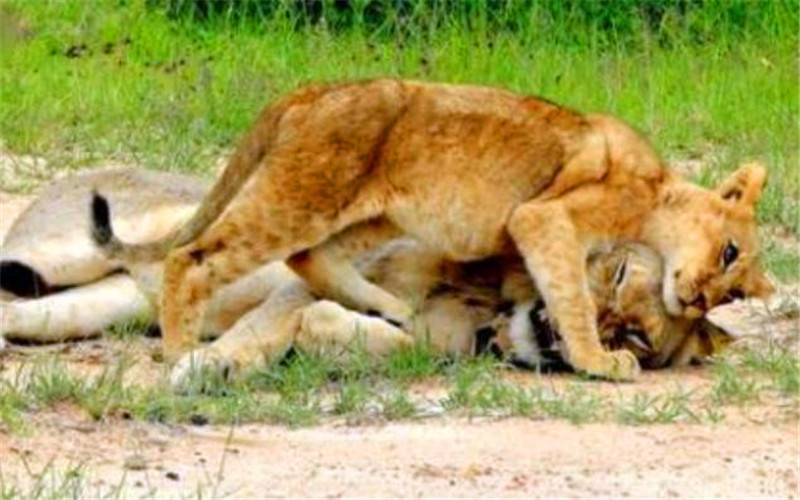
[93,80,772,381]
[169,241,737,389]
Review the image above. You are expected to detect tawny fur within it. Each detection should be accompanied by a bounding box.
[94,80,773,380]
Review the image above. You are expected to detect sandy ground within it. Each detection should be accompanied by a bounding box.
[1,178,799,498]
[2,411,798,499]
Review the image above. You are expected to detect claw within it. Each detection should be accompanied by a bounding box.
[625,331,653,353]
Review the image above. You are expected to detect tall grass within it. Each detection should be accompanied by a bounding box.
[0,0,797,232]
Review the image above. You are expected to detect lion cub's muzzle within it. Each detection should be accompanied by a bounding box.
[680,286,746,319]
[679,293,708,319]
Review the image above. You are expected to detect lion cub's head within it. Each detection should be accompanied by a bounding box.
[644,162,774,320]
[587,243,736,367]
[588,243,666,353]
[504,242,740,369]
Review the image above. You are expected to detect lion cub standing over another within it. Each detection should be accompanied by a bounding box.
[94,79,773,380]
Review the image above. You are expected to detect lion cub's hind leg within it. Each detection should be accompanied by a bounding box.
[171,287,412,392]
[161,218,298,358]
[160,81,418,360]
[298,300,413,360]
[160,192,392,359]
[170,278,313,392]
[287,218,413,327]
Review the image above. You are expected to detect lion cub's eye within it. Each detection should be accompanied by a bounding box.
[721,241,739,270]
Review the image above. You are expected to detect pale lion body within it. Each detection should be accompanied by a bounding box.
[95,80,772,380]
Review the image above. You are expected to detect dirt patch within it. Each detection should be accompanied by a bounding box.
[2,411,798,498]
[0,143,51,193]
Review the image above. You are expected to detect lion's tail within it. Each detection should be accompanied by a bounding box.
[90,103,284,263]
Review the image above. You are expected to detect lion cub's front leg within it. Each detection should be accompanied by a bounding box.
[508,200,640,380]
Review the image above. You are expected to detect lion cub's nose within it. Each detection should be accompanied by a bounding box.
[691,294,707,310]
[679,293,707,311]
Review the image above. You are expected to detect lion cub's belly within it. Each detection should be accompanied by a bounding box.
[386,194,515,261]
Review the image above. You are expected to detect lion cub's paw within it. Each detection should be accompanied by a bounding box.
[301,300,413,358]
[170,348,234,394]
[574,349,641,381]
[607,349,641,380]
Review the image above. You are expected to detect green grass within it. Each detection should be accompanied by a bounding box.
[615,388,699,425]
[0,462,121,500]
[0,0,797,237]
[2,338,797,433]
[0,459,226,500]
[709,345,800,406]
[763,241,800,283]
[103,316,156,341]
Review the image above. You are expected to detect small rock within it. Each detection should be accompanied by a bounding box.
[64,423,95,434]
[148,437,168,447]
[165,471,180,481]
[123,454,147,471]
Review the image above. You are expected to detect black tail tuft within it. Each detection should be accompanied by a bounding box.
[0,260,50,298]
[91,190,114,246]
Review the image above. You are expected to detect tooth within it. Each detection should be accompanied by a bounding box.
[626,333,652,353]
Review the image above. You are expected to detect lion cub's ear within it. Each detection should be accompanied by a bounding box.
[612,255,630,289]
[716,162,767,207]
